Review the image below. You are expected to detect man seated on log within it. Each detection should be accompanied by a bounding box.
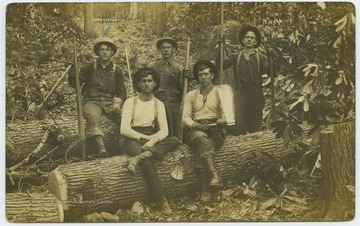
[68,37,127,158]
[182,60,227,203]
[120,67,179,215]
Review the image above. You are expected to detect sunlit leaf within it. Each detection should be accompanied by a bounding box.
[335,76,343,85]
[303,99,309,112]
[334,14,347,26]
[316,2,326,10]
[351,13,355,24]
[261,197,277,210]
[333,35,342,48]
[289,100,299,111]
[283,195,307,204]
[335,21,347,32]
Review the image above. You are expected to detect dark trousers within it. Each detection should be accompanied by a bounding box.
[124,127,179,198]
[234,86,265,135]
[154,91,181,139]
[186,127,225,169]
[83,100,120,137]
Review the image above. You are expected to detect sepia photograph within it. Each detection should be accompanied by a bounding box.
[4,1,356,223]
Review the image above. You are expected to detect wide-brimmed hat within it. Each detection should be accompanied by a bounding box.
[133,67,161,93]
[156,37,178,51]
[193,60,218,82]
[93,37,117,56]
[238,25,262,48]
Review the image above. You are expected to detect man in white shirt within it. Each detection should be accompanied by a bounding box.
[121,67,179,215]
[182,60,227,203]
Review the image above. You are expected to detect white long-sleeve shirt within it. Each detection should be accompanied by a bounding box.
[121,96,168,140]
[182,87,223,128]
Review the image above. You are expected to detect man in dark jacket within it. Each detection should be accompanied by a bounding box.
[217,25,268,135]
[68,37,127,157]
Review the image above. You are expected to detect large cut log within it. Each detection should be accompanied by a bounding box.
[6,116,119,167]
[48,130,290,220]
[6,192,64,222]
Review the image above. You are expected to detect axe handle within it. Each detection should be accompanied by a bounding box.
[219,2,224,85]
[35,65,72,115]
[125,47,134,96]
[179,37,191,143]
[73,36,86,161]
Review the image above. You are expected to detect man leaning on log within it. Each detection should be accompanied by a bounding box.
[182,60,227,203]
[67,37,127,158]
[120,67,179,215]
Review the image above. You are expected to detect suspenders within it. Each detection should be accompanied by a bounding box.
[130,97,159,129]
[236,50,261,85]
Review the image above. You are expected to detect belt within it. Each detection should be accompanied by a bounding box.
[195,119,217,124]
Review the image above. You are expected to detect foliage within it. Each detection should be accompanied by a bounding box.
[6,3,85,121]
[168,2,355,143]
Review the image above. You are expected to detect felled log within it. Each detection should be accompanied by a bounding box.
[6,192,64,222]
[48,130,290,220]
[6,116,119,167]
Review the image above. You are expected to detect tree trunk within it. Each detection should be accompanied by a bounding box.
[152,2,167,34]
[304,121,355,221]
[129,2,138,18]
[48,130,290,220]
[84,3,95,38]
[319,122,355,221]
[6,192,64,222]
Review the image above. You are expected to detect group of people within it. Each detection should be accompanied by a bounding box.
[67,25,268,215]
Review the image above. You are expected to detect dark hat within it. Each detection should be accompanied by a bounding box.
[133,67,161,93]
[156,37,178,51]
[93,37,117,56]
[193,60,218,82]
[239,25,262,48]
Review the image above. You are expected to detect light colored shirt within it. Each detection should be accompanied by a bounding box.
[182,87,223,128]
[121,96,168,140]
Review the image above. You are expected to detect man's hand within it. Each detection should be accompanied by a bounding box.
[112,97,123,113]
[184,69,192,79]
[192,122,209,132]
[142,137,159,150]
[217,117,227,128]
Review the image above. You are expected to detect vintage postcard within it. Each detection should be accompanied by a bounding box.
[3,1,356,224]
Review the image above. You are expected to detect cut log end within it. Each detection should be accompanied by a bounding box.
[48,168,69,210]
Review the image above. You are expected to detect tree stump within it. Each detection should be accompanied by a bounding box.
[319,121,355,221]
[48,130,290,220]
[6,192,64,223]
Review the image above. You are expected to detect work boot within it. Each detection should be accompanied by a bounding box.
[199,170,212,203]
[203,156,222,189]
[126,150,154,174]
[94,135,109,158]
[157,196,172,215]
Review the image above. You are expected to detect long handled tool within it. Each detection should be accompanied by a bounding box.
[125,47,134,96]
[219,2,225,85]
[179,37,191,143]
[73,36,86,161]
[28,65,72,118]
[171,37,193,180]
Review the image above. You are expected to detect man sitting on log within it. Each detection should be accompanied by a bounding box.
[182,60,227,203]
[120,67,179,215]
[68,37,127,158]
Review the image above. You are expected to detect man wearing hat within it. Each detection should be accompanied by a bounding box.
[121,67,179,215]
[68,37,127,158]
[216,25,268,135]
[182,60,227,203]
[148,37,186,139]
